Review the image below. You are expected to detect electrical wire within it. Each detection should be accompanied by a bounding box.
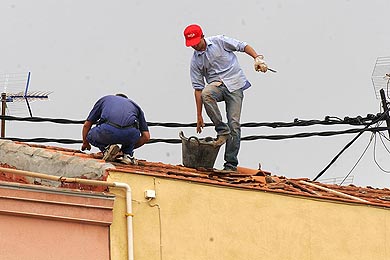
[0,114,383,128]
[4,126,390,145]
[378,131,390,155]
[373,132,390,174]
[386,77,390,99]
[339,133,374,186]
[0,115,84,124]
[312,125,370,182]
[148,199,163,260]
[378,130,390,142]
[312,106,390,181]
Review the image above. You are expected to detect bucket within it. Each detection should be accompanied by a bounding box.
[179,131,221,169]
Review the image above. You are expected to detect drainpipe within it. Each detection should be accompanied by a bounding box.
[0,167,134,260]
[114,182,134,260]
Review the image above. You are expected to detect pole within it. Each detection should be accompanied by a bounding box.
[379,89,390,138]
[1,93,6,138]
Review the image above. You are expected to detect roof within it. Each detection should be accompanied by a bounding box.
[1,140,390,208]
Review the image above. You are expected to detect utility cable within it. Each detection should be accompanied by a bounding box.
[379,131,390,155]
[0,115,84,124]
[0,114,383,128]
[376,120,390,141]
[339,133,374,186]
[313,107,390,181]
[3,126,390,145]
[312,125,370,182]
[373,132,390,174]
[240,127,384,141]
[339,120,389,185]
[378,130,390,142]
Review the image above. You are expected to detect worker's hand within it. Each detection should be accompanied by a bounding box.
[81,142,91,151]
[254,55,268,73]
[196,116,205,133]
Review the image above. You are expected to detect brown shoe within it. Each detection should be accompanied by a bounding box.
[214,166,237,174]
[102,144,120,162]
[213,134,230,147]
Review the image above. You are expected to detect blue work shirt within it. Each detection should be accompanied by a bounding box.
[86,95,149,132]
[190,35,251,92]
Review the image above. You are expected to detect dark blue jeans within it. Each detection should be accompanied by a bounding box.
[201,84,243,168]
[87,123,141,156]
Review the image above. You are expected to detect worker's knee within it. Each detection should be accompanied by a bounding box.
[201,89,216,103]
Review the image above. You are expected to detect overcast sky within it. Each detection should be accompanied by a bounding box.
[1,0,390,188]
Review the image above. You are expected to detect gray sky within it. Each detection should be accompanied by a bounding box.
[1,0,390,188]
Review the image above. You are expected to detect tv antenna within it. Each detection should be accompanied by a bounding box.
[317,175,354,186]
[371,56,390,137]
[0,71,52,137]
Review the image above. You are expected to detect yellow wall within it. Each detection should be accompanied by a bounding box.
[108,172,390,260]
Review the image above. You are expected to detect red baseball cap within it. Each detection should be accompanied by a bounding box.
[184,24,203,47]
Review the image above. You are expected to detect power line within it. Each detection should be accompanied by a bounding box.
[0,114,383,128]
[241,127,388,141]
[339,133,374,185]
[312,106,390,181]
[373,132,390,174]
[312,125,370,182]
[3,126,390,145]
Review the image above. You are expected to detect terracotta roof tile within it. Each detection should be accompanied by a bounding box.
[0,163,29,184]
[4,142,390,209]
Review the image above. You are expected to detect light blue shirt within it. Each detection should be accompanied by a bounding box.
[190,35,251,92]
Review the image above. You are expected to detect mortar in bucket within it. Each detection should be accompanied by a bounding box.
[179,131,222,169]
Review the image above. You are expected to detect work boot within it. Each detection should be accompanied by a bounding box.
[102,144,120,162]
[214,165,237,174]
[221,165,237,173]
[213,134,230,147]
[223,165,237,172]
[121,154,138,165]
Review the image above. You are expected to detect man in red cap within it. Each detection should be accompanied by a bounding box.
[183,24,269,172]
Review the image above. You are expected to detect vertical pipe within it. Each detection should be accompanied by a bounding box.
[114,182,134,260]
[379,89,390,138]
[1,92,6,138]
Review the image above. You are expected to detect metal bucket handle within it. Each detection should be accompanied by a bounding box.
[187,136,200,145]
[179,131,200,145]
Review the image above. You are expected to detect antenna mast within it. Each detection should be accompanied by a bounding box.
[371,57,390,137]
[1,93,5,138]
[0,71,52,138]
